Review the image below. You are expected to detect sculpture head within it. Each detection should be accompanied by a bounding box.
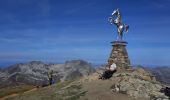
[111,8,120,16]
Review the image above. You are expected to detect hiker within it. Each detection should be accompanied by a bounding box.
[99,58,117,79]
[48,70,53,85]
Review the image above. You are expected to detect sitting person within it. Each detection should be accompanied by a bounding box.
[99,59,117,79]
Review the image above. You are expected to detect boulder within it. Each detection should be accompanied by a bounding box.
[110,68,169,99]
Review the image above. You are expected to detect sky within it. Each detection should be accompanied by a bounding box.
[0,0,170,67]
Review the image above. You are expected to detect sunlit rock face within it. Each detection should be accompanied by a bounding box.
[110,68,169,99]
[0,60,95,88]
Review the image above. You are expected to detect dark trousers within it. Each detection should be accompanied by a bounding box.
[100,70,116,79]
[49,78,53,85]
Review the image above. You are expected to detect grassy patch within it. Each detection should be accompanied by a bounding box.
[56,83,87,100]
[0,85,35,98]
[65,91,87,100]
[55,80,73,90]
[0,80,84,100]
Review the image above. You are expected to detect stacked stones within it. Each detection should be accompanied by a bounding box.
[109,41,131,69]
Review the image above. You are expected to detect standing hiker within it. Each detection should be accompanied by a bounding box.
[48,70,53,85]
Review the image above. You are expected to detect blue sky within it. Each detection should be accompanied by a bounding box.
[0,0,170,67]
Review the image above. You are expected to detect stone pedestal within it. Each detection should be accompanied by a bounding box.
[109,41,131,69]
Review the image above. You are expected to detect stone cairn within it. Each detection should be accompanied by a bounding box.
[109,41,131,69]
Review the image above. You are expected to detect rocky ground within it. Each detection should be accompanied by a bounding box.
[1,67,169,100]
[1,80,145,100]
[79,67,169,100]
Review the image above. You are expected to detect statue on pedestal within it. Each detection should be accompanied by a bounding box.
[108,8,129,41]
[108,8,131,69]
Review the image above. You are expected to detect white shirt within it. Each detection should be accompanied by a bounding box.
[110,63,117,71]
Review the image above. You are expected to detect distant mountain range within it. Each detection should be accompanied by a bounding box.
[133,65,170,85]
[0,60,170,89]
[0,60,95,88]
[146,66,170,85]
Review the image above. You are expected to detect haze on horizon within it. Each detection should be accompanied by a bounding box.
[0,0,170,67]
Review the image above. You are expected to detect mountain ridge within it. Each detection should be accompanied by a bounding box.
[0,60,95,88]
[1,60,170,88]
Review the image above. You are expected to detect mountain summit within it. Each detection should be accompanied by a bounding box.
[2,67,170,100]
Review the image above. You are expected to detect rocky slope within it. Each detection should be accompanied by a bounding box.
[1,61,170,100]
[3,67,170,100]
[0,60,95,88]
[131,65,170,85]
[79,67,169,100]
[147,66,170,85]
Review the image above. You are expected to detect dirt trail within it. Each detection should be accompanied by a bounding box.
[0,88,37,100]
